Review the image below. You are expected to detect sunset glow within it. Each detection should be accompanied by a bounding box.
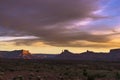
[0,0,120,54]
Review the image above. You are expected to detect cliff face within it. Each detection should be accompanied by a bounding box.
[19,50,32,59]
[23,50,33,59]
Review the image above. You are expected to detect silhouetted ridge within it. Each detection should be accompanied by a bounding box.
[0,50,32,59]
[55,50,75,60]
[56,49,119,61]
[61,50,73,55]
[110,48,120,54]
[1,48,120,61]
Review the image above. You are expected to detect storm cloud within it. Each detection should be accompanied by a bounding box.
[0,0,115,47]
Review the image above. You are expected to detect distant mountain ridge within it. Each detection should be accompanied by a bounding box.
[0,50,32,59]
[56,49,120,61]
[0,48,120,61]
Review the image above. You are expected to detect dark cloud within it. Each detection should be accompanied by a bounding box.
[0,0,111,47]
[0,0,101,28]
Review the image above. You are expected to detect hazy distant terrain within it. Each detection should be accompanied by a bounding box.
[1,48,120,61]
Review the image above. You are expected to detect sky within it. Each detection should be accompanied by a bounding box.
[0,0,120,54]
